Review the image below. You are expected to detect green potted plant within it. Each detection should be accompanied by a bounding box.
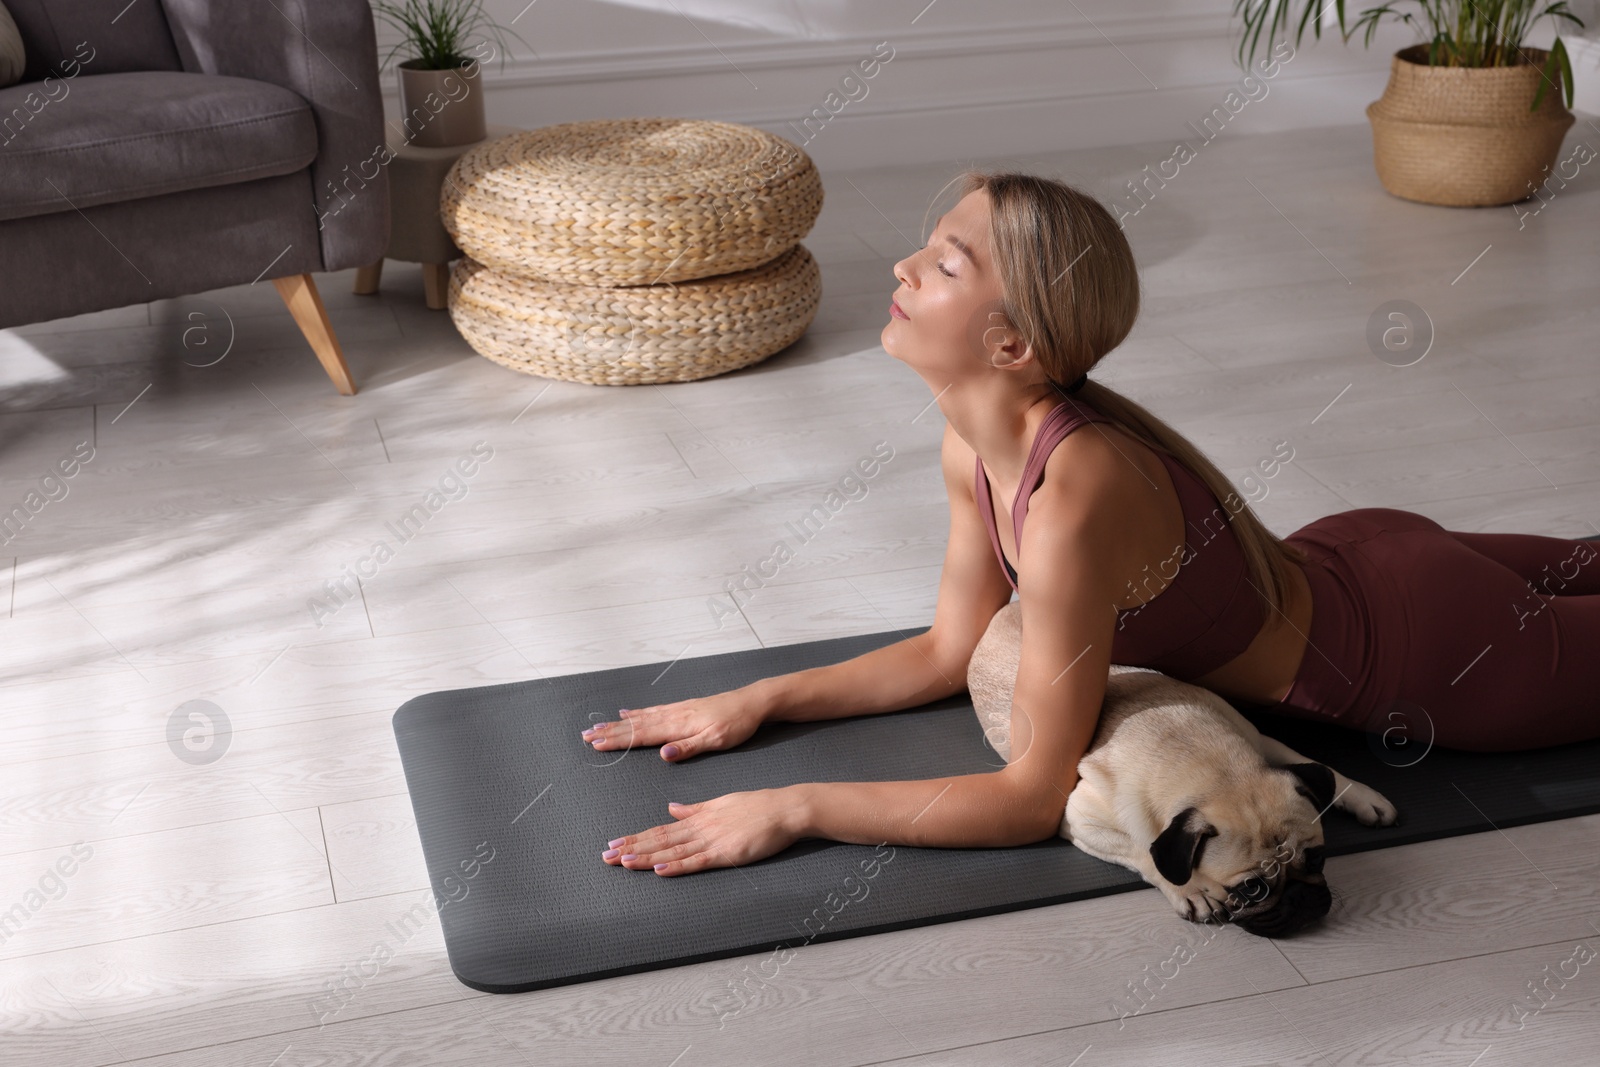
[372,0,527,149]
[1232,1,1588,206]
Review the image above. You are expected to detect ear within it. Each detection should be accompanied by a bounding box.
[985,319,1036,369]
[993,329,1034,369]
[1149,806,1217,887]
[970,300,1035,371]
[1282,762,1336,813]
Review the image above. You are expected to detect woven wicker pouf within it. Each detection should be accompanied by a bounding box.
[441,117,825,384]
[448,243,822,386]
[441,118,824,286]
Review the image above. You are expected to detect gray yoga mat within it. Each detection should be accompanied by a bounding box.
[392,617,1600,995]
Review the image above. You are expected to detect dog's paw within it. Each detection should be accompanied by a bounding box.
[1159,881,1228,924]
[1338,780,1399,827]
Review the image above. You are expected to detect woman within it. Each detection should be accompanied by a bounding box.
[586,171,1600,877]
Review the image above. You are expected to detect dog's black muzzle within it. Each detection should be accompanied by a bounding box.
[1231,874,1332,937]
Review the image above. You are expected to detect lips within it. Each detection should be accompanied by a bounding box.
[890,299,909,320]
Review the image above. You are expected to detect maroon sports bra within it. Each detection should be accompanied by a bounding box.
[974,397,1267,680]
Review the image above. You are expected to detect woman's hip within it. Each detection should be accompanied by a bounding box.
[1274,509,1463,730]
[1275,508,1590,750]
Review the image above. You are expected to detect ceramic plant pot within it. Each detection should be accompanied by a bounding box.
[1366,44,1577,207]
[397,58,488,148]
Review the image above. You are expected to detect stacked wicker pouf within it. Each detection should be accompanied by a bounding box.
[439,118,824,385]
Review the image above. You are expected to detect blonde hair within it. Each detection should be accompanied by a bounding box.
[931,169,1311,619]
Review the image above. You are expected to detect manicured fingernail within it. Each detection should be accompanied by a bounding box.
[621,854,637,862]
[602,848,618,859]
[662,744,680,759]
[608,837,625,848]
[654,863,668,872]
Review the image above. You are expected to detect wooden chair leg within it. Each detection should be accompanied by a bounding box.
[273,273,358,396]
[422,262,450,310]
[353,261,384,295]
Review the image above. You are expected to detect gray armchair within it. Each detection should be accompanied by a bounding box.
[0,0,390,394]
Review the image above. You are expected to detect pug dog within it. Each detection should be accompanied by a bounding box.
[968,600,1400,937]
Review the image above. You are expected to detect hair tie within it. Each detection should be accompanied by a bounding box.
[1057,373,1088,394]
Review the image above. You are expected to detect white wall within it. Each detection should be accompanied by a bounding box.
[373,0,1575,170]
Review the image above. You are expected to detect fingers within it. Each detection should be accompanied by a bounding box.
[582,716,715,764]
[667,799,703,817]
[602,817,695,865]
[582,712,663,751]
[609,835,719,876]
[649,851,716,876]
[582,703,690,750]
[614,837,703,870]
[602,804,724,874]
[655,729,722,763]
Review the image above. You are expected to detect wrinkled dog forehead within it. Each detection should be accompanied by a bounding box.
[1197,817,1325,883]
[1216,843,1327,889]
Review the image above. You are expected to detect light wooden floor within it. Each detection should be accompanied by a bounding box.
[3,120,1599,1065]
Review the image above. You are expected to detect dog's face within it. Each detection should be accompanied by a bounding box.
[1149,762,1335,936]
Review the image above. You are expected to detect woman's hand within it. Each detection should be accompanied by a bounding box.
[601,788,808,876]
[581,689,766,762]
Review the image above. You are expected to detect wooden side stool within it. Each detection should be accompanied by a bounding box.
[353,122,520,308]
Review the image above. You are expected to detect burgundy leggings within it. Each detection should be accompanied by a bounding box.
[1267,508,1600,752]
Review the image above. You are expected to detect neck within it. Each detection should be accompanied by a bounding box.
[935,378,1064,495]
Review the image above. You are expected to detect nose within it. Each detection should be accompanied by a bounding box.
[893,247,923,288]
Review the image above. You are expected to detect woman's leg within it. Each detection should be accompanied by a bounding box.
[1442,529,1600,597]
[1375,527,1600,751]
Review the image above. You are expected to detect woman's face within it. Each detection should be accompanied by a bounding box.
[882,187,1020,383]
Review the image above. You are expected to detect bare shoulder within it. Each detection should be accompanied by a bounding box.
[1034,417,1170,529]
[1025,417,1180,590]
[939,419,980,499]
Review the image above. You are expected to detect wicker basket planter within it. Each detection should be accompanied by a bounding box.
[448,242,822,386]
[440,118,824,286]
[1366,44,1577,207]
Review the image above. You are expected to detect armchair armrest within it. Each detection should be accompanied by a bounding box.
[160,0,389,272]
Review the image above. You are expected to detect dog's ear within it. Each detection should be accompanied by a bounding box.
[1150,806,1217,887]
[1282,762,1336,813]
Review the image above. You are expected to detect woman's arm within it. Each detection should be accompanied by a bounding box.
[748,630,966,724]
[617,511,1120,876]
[601,430,1143,871]
[783,448,1131,848]
[783,771,1058,848]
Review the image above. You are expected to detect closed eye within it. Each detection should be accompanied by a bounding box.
[921,245,954,278]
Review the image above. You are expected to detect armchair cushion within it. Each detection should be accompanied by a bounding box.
[0,70,317,223]
[1,2,24,88]
[4,0,182,83]
[161,0,389,272]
